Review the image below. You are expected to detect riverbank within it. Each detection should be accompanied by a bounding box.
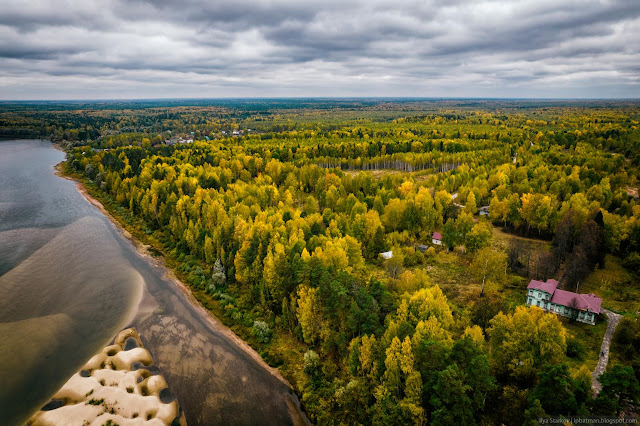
[57,162,310,425]
[27,328,186,425]
[74,178,297,388]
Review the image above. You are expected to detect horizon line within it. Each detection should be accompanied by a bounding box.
[1,96,640,103]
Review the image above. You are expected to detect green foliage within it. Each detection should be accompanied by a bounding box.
[566,337,586,360]
[465,221,492,253]
[612,318,640,361]
[594,365,640,415]
[622,252,640,273]
[252,320,272,343]
[532,364,579,415]
[54,100,640,424]
[488,306,567,386]
[523,399,547,426]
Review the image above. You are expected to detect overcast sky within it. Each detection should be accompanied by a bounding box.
[1,0,639,99]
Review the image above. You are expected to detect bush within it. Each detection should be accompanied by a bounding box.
[566,337,586,360]
[613,318,640,360]
[253,320,272,343]
[303,350,321,377]
[623,252,640,274]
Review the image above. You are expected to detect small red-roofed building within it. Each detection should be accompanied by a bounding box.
[432,232,442,245]
[526,278,601,325]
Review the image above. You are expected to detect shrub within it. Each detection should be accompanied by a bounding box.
[253,320,272,343]
[623,252,640,274]
[303,350,321,376]
[566,337,586,360]
[613,318,640,360]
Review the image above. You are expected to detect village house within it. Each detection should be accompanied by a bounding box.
[379,251,393,260]
[479,206,490,216]
[525,279,602,325]
[432,232,442,245]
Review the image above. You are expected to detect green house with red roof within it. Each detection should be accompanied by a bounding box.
[526,279,602,325]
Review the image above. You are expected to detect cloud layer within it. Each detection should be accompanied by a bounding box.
[1,0,639,99]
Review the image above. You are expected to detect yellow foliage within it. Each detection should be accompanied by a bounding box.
[395,269,430,293]
[399,180,415,195]
[412,317,453,349]
[296,285,323,345]
[463,325,485,345]
[488,306,567,380]
[404,285,454,329]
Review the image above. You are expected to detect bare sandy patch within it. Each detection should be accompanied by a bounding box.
[27,328,186,426]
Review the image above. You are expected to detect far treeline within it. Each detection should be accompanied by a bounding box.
[6,99,640,424]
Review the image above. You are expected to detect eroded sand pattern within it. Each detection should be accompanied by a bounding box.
[27,328,186,426]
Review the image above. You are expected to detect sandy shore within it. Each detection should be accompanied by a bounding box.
[67,171,298,395]
[27,328,186,426]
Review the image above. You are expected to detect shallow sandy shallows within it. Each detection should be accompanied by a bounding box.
[27,328,186,426]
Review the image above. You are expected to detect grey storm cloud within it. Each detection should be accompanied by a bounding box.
[0,0,639,99]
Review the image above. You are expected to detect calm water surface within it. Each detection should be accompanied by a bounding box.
[0,140,304,425]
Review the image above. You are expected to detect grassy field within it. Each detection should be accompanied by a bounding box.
[491,226,552,251]
[580,255,640,316]
[563,318,608,373]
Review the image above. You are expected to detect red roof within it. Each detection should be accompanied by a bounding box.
[527,279,558,294]
[551,289,602,314]
[432,232,442,240]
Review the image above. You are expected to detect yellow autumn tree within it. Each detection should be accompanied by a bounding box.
[412,316,453,349]
[465,191,477,215]
[488,305,567,381]
[296,285,323,345]
[463,325,485,345]
[404,285,454,329]
[519,193,554,233]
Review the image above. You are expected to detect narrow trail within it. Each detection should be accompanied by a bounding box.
[591,308,622,395]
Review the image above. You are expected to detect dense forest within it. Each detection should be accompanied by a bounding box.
[5,100,640,424]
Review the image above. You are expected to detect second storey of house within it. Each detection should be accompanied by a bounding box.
[526,288,553,308]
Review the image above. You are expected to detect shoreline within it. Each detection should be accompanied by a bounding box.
[72,176,296,390]
[55,162,309,424]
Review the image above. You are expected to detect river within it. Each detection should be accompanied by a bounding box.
[0,140,307,425]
